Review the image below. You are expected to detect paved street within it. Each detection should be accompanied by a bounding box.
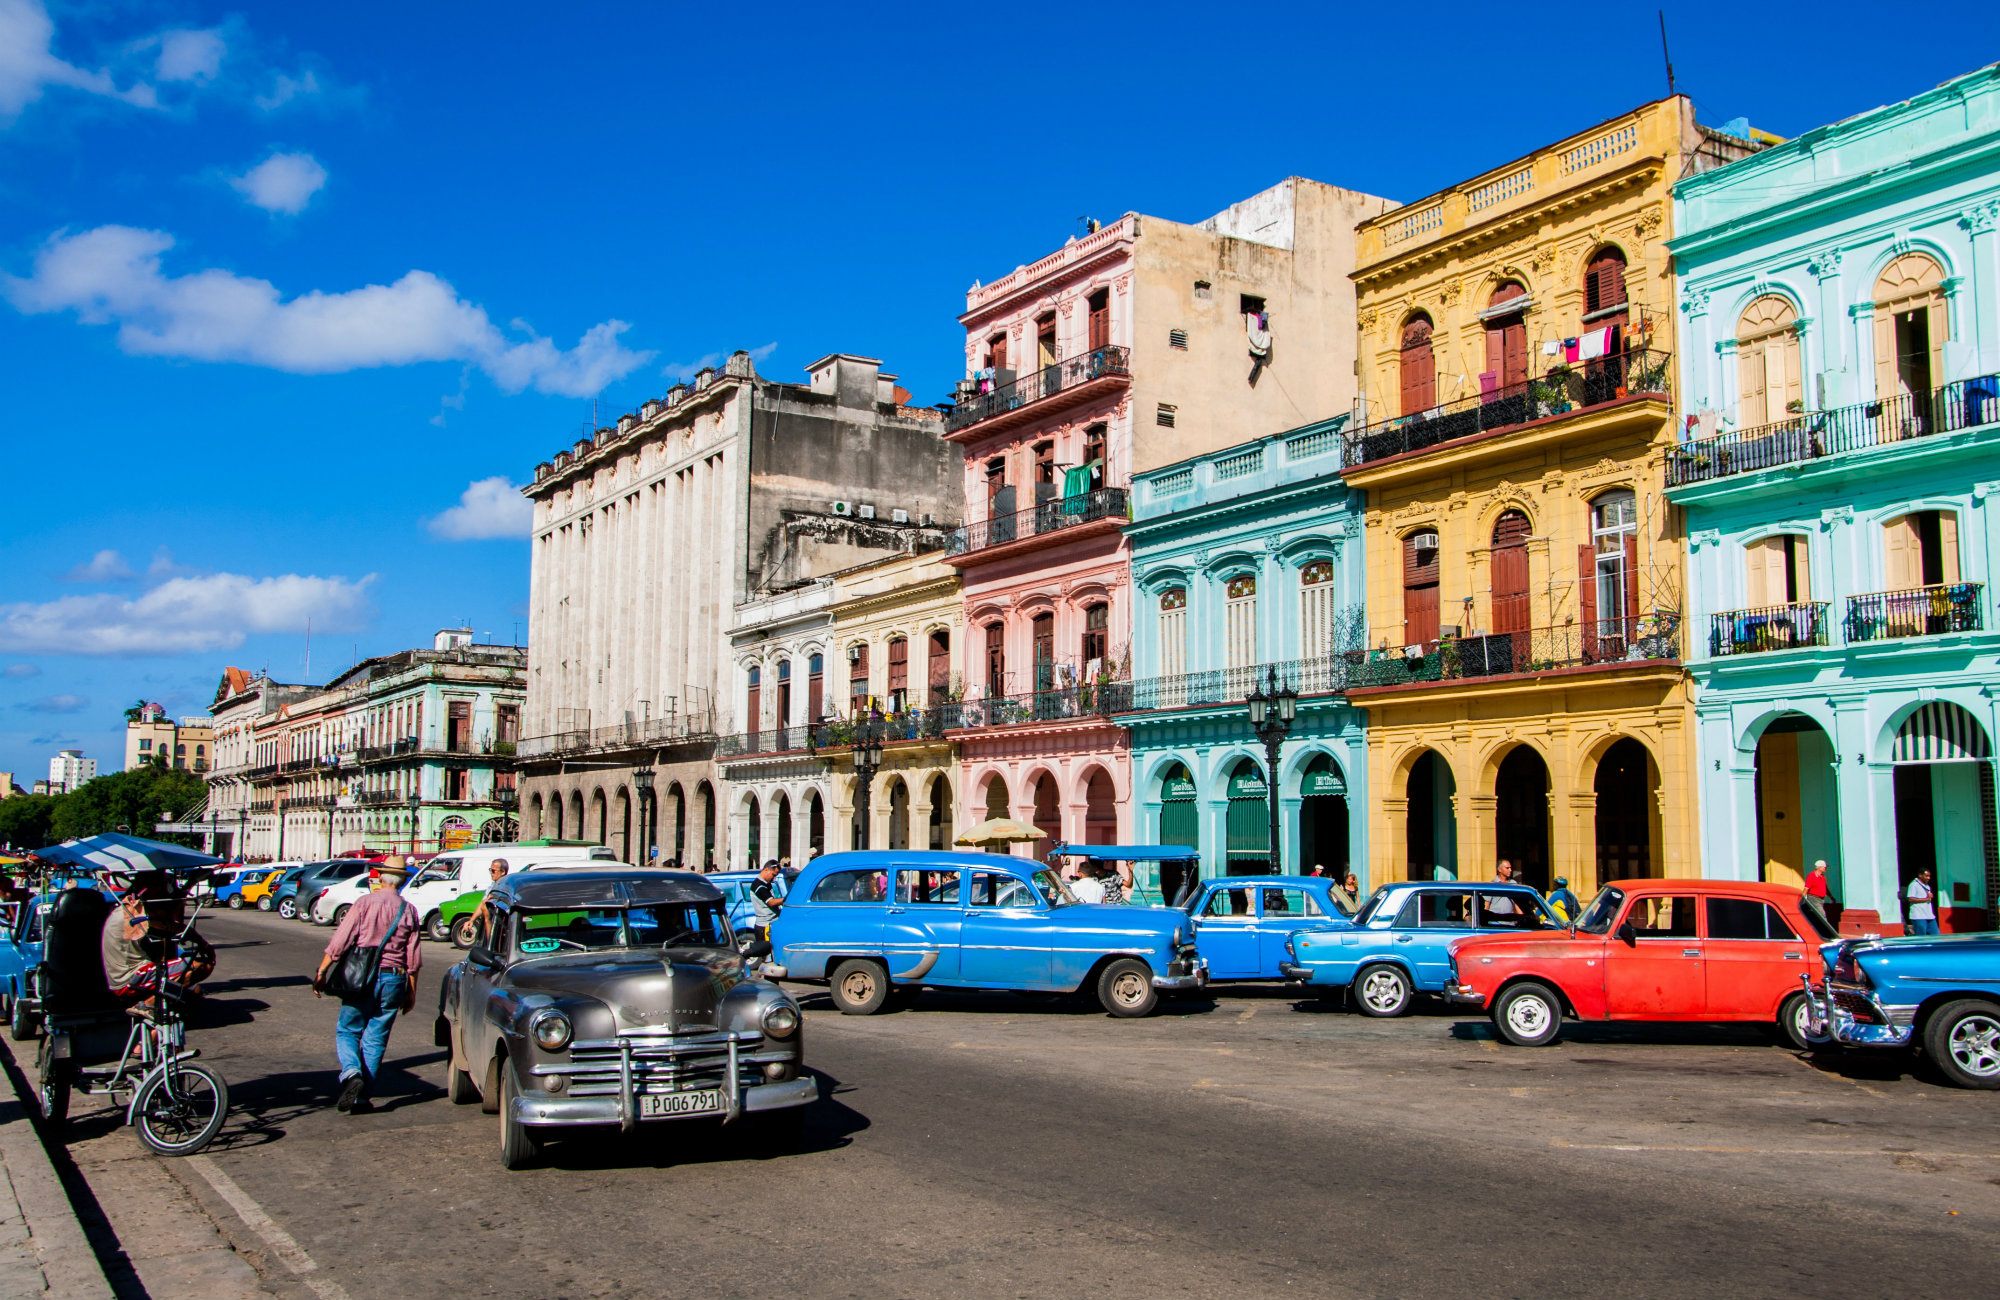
[42,911,2000,1299]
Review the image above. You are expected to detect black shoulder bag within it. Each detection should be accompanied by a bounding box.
[322,901,399,1003]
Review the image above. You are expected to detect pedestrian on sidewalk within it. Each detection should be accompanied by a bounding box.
[1904,869,1940,937]
[314,856,421,1114]
[749,859,785,943]
[1547,876,1581,924]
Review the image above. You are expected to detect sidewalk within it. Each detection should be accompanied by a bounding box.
[0,1038,114,1297]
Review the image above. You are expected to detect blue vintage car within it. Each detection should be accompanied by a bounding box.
[1280,880,1561,1015]
[1804,932,2000,1089]
[0,894,50,1040]
[767,849,1207,1017]
[1186,875,1354,982]
[708,870,788,943]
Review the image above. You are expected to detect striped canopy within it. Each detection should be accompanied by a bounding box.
[31,832,222,873]
[1891,702,1993,765]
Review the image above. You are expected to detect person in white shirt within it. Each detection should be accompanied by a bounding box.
[1068,866,1107,905]
[1905,869,1940,936]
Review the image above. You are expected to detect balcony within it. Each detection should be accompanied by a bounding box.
[945,487,1127,564]
[716,725,819,759]
[1346,349,1672,472]
[1345,617,1682,693]
[944,346,1131,438]
[1845,584,1984,644]
[1667,379,2000,488]
[1117,656,1351,713]
[717,711,954,760]
[516,715,716,761]
[1709,603,1831,656]
[937,683,1127,732]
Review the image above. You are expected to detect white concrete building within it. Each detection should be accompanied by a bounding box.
[47,749,95,793]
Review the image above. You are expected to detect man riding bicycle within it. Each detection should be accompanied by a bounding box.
[100,872,215,1004]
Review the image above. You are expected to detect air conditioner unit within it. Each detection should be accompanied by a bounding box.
[830,500,854,517]
[857,504,877,520]
[847,646,863,663]
[1413,534,1438,553]
[891,508,910,524]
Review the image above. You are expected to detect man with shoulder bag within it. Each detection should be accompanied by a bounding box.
[314,856,422,1114]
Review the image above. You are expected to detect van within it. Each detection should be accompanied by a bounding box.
[402,841,613,940]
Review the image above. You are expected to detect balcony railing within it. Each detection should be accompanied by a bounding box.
[516,714,716,761]
[945,346,1130,434]
[1346,617,1682,688]
[936,683,1127,731]
[947,487,1127,558]
[1709,603,1831,656]
[1347,348,1672,469]
[1667,378,2000,487]
[356,790,411,806]
[1845,583,1984,644]
[1117,656,1352,712]
[717,711,956,759]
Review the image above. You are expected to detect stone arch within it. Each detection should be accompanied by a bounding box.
[590,787,609,846]
[528,792,545,838]
[613,786,632,861]
[568,790,585,841]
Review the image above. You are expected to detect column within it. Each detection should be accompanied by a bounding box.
[1680,286,1713,411]
[1461,792,1495,882]
[1713,339,1739,426]
[1376,795,1408,886]
[758,798,780,867]
[1966,204,2000,375]
[1849,303,1877,403]
[1810,248,1848,405]
[1832,700,1895,931]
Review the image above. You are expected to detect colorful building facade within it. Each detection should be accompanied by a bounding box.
[1670,65,2000,932]
[1117,416,1367,900]
[1344,98,1765,893]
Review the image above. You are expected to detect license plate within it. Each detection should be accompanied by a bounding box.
[639,1089,724,1118]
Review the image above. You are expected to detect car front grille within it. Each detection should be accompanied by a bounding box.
[533,1028,766,1098]
[1832,988,1882,1024]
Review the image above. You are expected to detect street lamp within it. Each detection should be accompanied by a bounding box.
[208,809,219,859]
[851,713,886,851]
[1245,665,1298,874]
[632,766,654,863]
[497,780,518,842]
[407,790,423,855]
[237,806,248,862]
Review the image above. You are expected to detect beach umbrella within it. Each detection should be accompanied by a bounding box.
[32,832,222,874]
[953,817,1045,846]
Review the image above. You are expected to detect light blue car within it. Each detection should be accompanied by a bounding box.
[1804,932,2000,1089]
[1,894,51,1041]
[1186,875,1354,982]
[708,870,788,943]
[1280,880,1561,1016]
[767,849,1207,1017]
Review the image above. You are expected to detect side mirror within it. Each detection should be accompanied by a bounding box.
[467,943,501,971]
[1615,922,1636,946]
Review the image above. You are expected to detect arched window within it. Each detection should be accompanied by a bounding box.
[1403,531,1440,646]
[745,665,762,736]
[807,653,824,721]
[1032,611,1056,689]
[1583,246,1629,323]
[847,643,870,714]
[1081,602,1109,670]
[1883,509,1961,592]
[1744,534,1811,609]
[1225,575,1258,673]
[1087,288,1112,351]
[1491,511,1532,637]
[1735,296,1800,428]
[926,630,950,700]
[1585,490,1639,654]
[1873,252,1948,413]
[886,636,909,710]
[1485,282,1529,390]
[1299,561,1336,660]
[775,658,793,729]
[1158,588,1188,688]
[983,622,1006,696]
[1399,313,1436,416]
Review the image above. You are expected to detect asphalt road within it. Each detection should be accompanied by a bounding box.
[46,911,2000,1300]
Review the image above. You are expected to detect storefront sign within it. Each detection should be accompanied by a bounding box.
[1228,771,1268,799]
[1301,769,1347,797]
[440,815,473,850]
[1161,777,1197,801]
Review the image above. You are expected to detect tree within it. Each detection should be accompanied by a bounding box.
[0,795,56,852]
[46,766,206,843]
[123,697,152,723]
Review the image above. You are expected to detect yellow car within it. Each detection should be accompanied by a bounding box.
[236,867,291,911]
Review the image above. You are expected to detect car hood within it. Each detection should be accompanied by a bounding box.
[503,948,740,1032]
[1448,929,1593,959]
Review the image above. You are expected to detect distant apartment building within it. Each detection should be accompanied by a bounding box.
[206,667,316,858]
[124,703,216,774]
[518,350,961,862]
[48,749,95,793]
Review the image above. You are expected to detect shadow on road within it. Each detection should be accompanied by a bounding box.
[791,986,1222,1019]
[200,1047,449,1150]
[198,973,314,996]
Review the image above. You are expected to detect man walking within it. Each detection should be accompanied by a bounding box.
[315,856,421,1113]
[1905,869,1940,937]
[749,858,786,943]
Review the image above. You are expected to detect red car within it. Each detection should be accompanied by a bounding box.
[1445,879,1838,1048]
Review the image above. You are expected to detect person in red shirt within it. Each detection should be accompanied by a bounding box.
[314,857,422,1114]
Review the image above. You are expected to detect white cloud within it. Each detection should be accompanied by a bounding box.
[154,28,224,83]
[17,692,85,714]
[429,477,532,541]
[662,341,776,384]
[231,151,327,214]
[5,225,654,397]
[0,0,157,120]
[0,571,376,656]
[3,663,41,679]
[65,548,133,582]
[253,68,322,111]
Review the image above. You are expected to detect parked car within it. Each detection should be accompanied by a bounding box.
[709,870,789,944]
[435,866,813,1169]
[1186,875,1353,982]
[768,850,1207,1017]
[1281,880,1559,1015]
[237,862,300,911]
[438,889,484,948]
[218,865,289,909]
[293,859,371,923]
[269,866,312,919]
[1,892,53,1040]
[199,865,256,904]
[1446,878,1836,1048]
[402,841,614,941]
[1803,932,2000,1088]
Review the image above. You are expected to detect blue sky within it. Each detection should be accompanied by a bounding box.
[0,0,1990,780]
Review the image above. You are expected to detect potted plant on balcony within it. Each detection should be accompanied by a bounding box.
[1533,365,1575,417]
[1628,355,1670,395]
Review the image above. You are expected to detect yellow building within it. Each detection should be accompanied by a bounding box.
[824,550,963,852]
[1344,98,1763,895]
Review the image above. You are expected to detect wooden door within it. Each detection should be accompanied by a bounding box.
[1400,318,1436,416]
[1484,285,1529,390]
[1490,511,1531,636]
[1403,533,1440,646]
[984,623,1005,696]
[1032,614,1055,690]
[1087,290,1110,351]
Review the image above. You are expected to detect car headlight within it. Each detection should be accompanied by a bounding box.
[1171,926,1184,948]
[530,1008,573,1052]
[761,1002,800,1038]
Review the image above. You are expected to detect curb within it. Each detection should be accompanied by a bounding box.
[0,1035,116,1298]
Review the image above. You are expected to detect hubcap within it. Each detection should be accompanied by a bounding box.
[1507,994,1551,1038]
[1362,971,1404,1012]
[1948,1014,2000,1078]
[1112,971,1146,1007]
[841,971,876,1003]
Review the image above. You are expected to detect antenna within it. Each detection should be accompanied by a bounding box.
[1658,9,1676,97]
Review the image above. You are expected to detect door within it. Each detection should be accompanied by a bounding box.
[881,868,963,983]
[1254,885,1329,976]
[1490,511,1531,646]
[1032,613,1055,692]
[1406,888,1479,988]
[1603,892,1705,1019]
[958,868,1053,988]
[1193,884,1260,979]
[1701,895,1807,1019]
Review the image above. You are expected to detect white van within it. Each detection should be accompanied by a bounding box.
[402,842,614,940]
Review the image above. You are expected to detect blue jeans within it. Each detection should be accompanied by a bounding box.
[1907,917,1941,936]
[334,970,408,1099]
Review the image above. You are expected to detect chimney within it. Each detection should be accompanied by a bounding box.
[805,354,883,410]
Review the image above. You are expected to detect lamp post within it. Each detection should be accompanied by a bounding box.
[208,809,219,859]
[497,780,519,843]
[633,766,654,862]
[237,806,247,862]
[1244,665,1298,874]
[851,714,886,851]
[407,790,423,855]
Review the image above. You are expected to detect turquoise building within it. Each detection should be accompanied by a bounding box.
[1115,417,1367,901]
[1669,64,2000,933]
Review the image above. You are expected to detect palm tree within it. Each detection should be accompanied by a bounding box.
[123,698,152,723]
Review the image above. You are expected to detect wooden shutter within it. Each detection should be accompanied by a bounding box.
[1403,535,1440,646]
[989,333,1008,373]
[1873,310,1899,407]
[1775,333,1802,419]
[1939,512,1962,585]
[746,679,761,733]
[1088,291,1111,351]
[985,623,1005,695]
[1884,516,1919,590]
[1739,344,1768,429]
[927,632,950,696]
[1578,545,1599,661]
[1490,512,1532,635]
[807,661,824,722]
[1787,536,1811,602]
[887,638,908,696]
[1400,319,1436,417]
[1586,250,1628,315]
[1744,537,1779,606]
[1622,533,1640,643]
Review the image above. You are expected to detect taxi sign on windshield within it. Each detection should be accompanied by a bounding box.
[519,936,562,954]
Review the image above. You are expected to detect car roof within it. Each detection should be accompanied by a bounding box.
[1598,878,1804,899]
[1378,880,1544,893]
[1202,875,1336,889]
[491,867,725,909]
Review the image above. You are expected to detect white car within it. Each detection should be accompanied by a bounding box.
[313,842,614,933]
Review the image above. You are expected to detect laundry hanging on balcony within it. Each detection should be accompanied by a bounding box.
[1058,460,1103,515]
[1546,326,1616,364]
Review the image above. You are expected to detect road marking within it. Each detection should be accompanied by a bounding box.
[1550,1139,2000,1159]
[185,1156,352,1300]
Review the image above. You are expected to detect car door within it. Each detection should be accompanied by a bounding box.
[958,867,1053,989]
[456,898,506,1069]
[881,867,963,984]
[1254,886,1330,977]
[1604,892,1705,1019]
[1193,885,1259,979]
[1404,888,1480,989]
[1702,896,1807,1020]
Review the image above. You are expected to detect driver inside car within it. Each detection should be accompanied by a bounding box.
[101,872,216,1004]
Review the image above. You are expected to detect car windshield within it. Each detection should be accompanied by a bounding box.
[1353,890,1395,925]
[1031,869,1076,907]
[509,901,732,956]
[1798,895,1840,941]
[1576,886,1625,934]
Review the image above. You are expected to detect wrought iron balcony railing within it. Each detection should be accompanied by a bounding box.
[516,715,715,760]
[717,710,955,759]
[935,682,1128,731]
[1667,378,2000,487]
[1347,348,1672,469]
[1346,617,1682,688]
[1844,583,1984,644]
[1117,656,1351,713]
[947,486,1127,558]
[1708,602,1830,656]
[945,345,1130,434]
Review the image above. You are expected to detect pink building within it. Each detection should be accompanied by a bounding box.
[942,180,1393,851]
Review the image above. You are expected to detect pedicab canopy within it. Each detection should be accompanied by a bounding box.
[32,833,222,875]
[1047,842,1203,906]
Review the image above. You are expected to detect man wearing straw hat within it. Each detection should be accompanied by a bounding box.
[314,855,422,1114]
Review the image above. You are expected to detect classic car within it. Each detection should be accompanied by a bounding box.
[1186,875,1353,982]
[1802,932,2000,1088]
[1,893,52,1041]
[767,849,1207,1017]
[201,866,256,905]
[709,870,789,942]
[237,862,301,911]
[293,859,371,922]
[219,867,286,909]
[1280,880,1559,1015]
[402,841,612,941]
[438,888,485,947]
[436,867,814,1169]
[1445,879,1836,1048]
[269,866,312,918]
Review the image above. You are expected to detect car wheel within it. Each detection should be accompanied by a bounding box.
[498,1063,543,1170]
[278,898,296,919]
[1776,992,1813,1052]
[1354,964,1413,1018]
[451,916,479,949]
[425,911,449,943]
[228,894,245,910]
[1923,999,2000,1090]
[481,1056,504,1116]
[331,904,350,928]
[1096,958,1158,1018]
[448,1042,480,1106]
[256,897,274,912]
[827,959,889,1015]
[9,996,38,1043]
[34,1042,69,1126]
[1492,982,1564,1047]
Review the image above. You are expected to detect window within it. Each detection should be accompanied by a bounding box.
[1032,612,1056,689]
[1873,253,1947,408]
[1583,246,1628,320]
[1299,561,1335,659]
[894,869,958,905]
[1240,293,1266,320]
[984,331,1008,373]
[776,659,792,727]
[848,644,870,714]
[969,870,1036,907]
[1082,423,1107,486]
[1398,890,1476,927]
[1082,603,1109,670]
[1194,280,1212,301]
[984,623,1006,695]
[1884,510,1960,589]
[1484,283,1529,390]
[1036,311,1058,367]
[1225,574,1258,670]
[807,653,825,721]
[1735,296,1801,428]
[1169,328,1189,350]
[1626,894,1698,938]
[746,665,762,732]
[1158,588,1188,679]
[1590,490,1638,642]
[1745,535,1810,606]
[1034,441,1057,501]
[1205,887,1254,917]
[448,700,472,752]
[1087,288,1111,351]
[1399,314,1437,416]
[139,738,151,751]
[447,768,469,801]
[927,631,950,698]
[886,637,909,710]
[985,457,1007,509]
[1403,531,1440,645]
[497,704,520,743]
[1262,888,1322,918]
[1156,403,1177,428]
[1705,897,1800,941]
[811,869,884,902]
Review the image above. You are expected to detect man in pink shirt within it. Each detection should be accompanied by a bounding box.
[314,856,422,1114]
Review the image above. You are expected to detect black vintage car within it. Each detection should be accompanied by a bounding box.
[436,867,814,1168]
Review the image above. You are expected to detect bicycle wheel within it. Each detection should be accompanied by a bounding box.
[131,1062,228,1156]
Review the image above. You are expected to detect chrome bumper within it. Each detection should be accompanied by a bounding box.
[1278,961,1312,984]
[508,1075,817,1129]
[1443,981,1487,1007]
[1799,975,1914,1049]
[1154,952,1208,990]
